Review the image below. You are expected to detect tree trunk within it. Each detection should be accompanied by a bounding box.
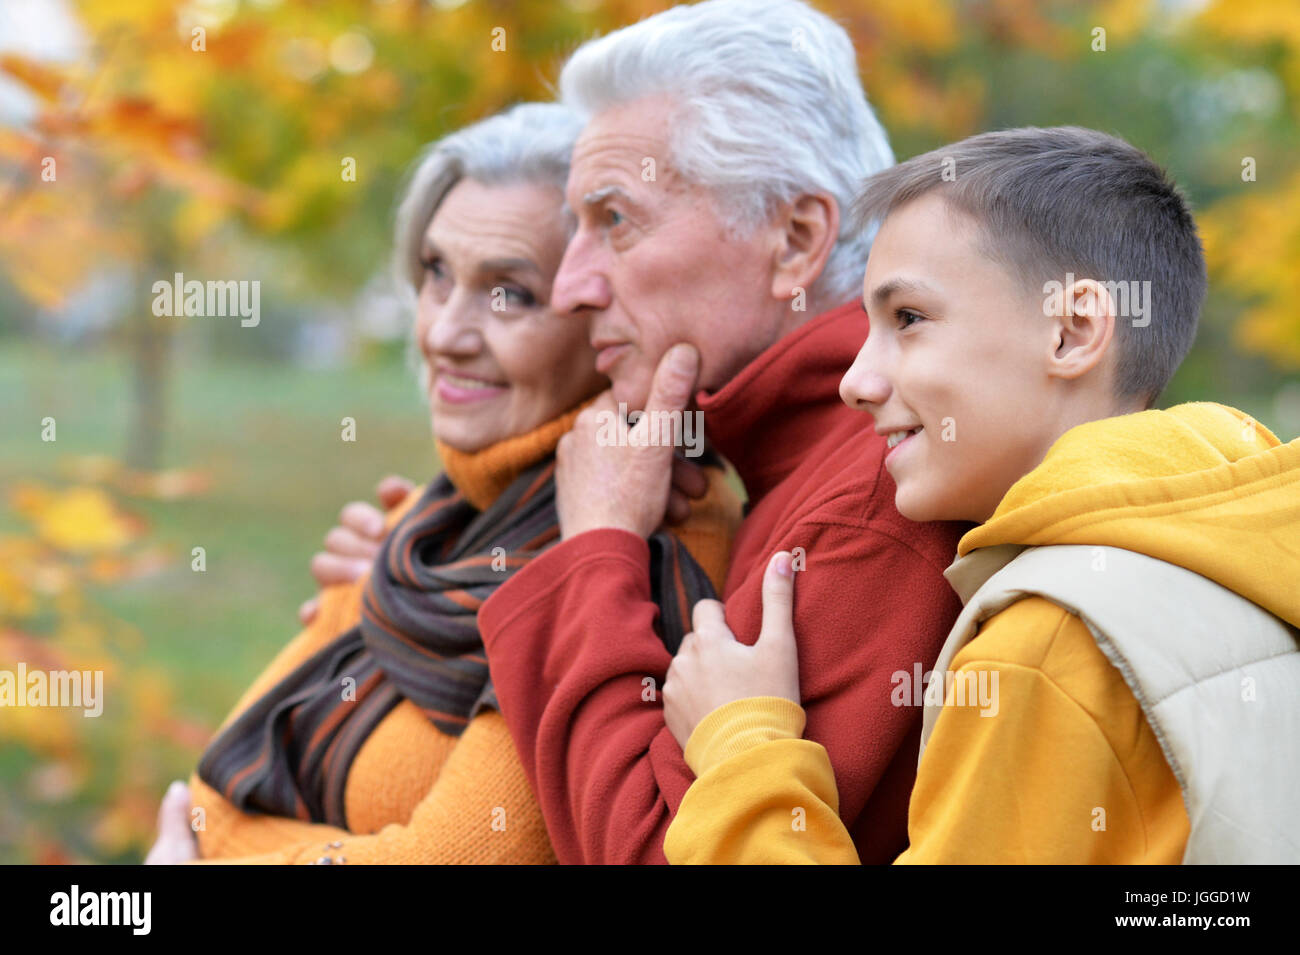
[124,306,171,472]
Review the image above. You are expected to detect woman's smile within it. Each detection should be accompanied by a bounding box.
[433,365,509,405]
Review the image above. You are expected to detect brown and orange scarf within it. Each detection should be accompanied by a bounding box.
[198,447,717,827]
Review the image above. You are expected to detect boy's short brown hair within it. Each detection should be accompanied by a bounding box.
[852,126,1206,407]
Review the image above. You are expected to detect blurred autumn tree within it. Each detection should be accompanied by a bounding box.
[0,0,668,469]
[0,473,215,862]
[3,0,1297,470]
[0,0,1297,863]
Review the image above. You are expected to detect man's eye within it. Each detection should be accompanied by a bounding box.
[606,208,625,227]
[421,257,446,279]
[896,308,924,330]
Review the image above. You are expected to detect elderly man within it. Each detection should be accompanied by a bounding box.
[473,0,966,864]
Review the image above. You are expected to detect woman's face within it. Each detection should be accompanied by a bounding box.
[416,178,604,452]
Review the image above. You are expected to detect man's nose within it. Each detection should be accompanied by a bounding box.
[551,229,612,316]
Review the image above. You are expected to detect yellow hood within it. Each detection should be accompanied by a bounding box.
[959,402,1300,629]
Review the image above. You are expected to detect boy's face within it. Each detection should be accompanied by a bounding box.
[840,193,1066,524]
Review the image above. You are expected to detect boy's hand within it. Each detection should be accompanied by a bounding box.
[663,552,802,750]
[298,475,415,624]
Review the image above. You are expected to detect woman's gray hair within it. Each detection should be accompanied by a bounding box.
[557,0,894,310]
[393,102,585,291]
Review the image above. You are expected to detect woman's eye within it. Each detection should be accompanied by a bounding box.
[896,308,924,330]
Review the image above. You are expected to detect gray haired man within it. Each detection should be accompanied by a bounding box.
[478,0,967,864]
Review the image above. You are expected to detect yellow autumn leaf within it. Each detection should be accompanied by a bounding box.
[34,487,138,555]
[0,566,35,618]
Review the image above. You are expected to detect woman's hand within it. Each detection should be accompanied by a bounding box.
[663,551,802,750]
[298,475,415,624]
[143,781,198,865]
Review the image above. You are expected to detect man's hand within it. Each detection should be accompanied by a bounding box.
[298,475,414,625]
[663,552,802,750]
[557,344,703,540]
[143,781,198,865]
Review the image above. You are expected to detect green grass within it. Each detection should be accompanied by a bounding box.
[0,339,436,859]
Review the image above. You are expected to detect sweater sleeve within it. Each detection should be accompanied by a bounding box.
[478,507,953,864]
[897,610,1171,864]
[191,577,365,858]
[664,697,860,864]
[192,491,421,860]
[476,470,739,864]
[188,710,555,865]
[665,610,1170,865]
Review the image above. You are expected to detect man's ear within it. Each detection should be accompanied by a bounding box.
[770,193,839,303]
[1046,277,1117,383]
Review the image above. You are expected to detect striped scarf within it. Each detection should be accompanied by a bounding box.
[197,455,717,827]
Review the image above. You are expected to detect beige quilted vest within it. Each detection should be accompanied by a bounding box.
[920,544,1300,864]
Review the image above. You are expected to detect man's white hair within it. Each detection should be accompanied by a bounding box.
[558,0,894,308]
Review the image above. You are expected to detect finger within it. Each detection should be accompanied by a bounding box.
[570,391,617,441]
[311,552,372,587]
[644,344,700,420]
[340,501,385,540]
[665,489,691,525]
[671,455,708,499]
[157,781,191,840]
[578,390,618,427]
[757,552,797,649]
[690,598,728,636]
[592,389,619,413]
[325,526,383,559]
[376,475,416,510]
[298,596,320,626]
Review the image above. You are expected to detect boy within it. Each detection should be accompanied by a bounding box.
[660,126,1300,864]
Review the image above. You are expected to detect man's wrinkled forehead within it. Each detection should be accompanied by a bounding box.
[564,101,681,204]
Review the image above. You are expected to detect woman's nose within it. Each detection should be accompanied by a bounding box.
[421,292,481,357]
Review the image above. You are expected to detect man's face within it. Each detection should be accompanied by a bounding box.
[839,193,1063,524]
[553,94,786,410]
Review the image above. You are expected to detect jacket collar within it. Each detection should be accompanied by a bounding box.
[943,544,1027,605]
[697,300,865,502]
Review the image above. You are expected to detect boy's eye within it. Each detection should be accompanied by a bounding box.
[498,284,536,307]
[896,308,924,330]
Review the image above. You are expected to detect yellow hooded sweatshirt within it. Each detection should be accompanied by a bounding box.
[664,403,1300,864]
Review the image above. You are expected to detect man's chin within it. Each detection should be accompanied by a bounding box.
[610,377,652,413]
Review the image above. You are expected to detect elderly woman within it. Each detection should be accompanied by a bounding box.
[144,103,740,864]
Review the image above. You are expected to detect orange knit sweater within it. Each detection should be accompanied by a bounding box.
[188,409,740,864]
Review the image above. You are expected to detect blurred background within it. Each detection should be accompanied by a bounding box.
[0,0,1297,863]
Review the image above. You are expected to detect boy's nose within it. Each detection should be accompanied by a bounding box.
[552,230,612,317]
[839,342,891,412]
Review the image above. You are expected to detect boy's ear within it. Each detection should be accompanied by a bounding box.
[1046,278,1117,383]
[769,193,839,303]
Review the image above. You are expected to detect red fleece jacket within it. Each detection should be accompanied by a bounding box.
[479,301,967,864]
